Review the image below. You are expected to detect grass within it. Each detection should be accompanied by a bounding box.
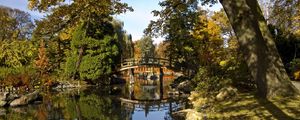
[200,93,300,120]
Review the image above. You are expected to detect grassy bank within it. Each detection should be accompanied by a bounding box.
[191,92,300,119]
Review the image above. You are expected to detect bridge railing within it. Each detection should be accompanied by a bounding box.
[120,57,172,68]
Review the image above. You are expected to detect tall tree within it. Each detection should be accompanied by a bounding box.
[155,41,170,59]
[112,20,134,60]
[271,0,300,34]
[139,36,155,58]
[211,9,234,38]
[211,0,299,98]
[192,9,223,66]
[28,0,132,39]
[65,21,120,83]
[28,0,133,82]
[133,40,142,59]
[0,6,34,41]
[145,0,199,75]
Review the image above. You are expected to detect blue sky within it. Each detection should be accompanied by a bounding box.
[0,0,222,44]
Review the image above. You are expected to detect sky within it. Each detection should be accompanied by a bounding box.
[0,0,222,44]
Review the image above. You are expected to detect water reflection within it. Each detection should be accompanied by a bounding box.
[0,74,188,120]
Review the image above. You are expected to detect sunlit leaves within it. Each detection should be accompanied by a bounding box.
[64,21,120,83]
[146,0,199,73]
[0,40,37,68]
[29,0,133,39]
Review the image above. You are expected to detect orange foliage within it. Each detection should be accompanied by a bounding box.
[2,73,32,88]
[294,70,300,81]
[156,41,170,58]
[35,40,49,73]
[133,40,142,59]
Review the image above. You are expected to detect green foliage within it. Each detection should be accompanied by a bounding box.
[78,36,119,82]
[0,40,37,68]
[64,21,119,83]
[140,36,155,58]
[112,20,134,60]
[29,0,133,40]
[193,53,253,96]
[146,0,200,75]
[288,58,300,73]
[0,6,34,41]
[193,66,231,96]
[0,66,37,88]
[64,50,78,79]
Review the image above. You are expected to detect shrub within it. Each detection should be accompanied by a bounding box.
[288,58,300,80]
[0,66,37,88]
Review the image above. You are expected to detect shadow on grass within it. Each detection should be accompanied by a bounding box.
[255,96,296,120]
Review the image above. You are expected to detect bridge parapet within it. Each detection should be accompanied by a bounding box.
[120,57,172,71]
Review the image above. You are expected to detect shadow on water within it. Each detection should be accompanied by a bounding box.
[0,73,189,120]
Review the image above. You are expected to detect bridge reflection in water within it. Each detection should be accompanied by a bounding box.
[120,72,189,120]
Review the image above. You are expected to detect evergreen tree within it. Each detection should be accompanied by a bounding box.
[140,36,155,58]
[65,20,119,84]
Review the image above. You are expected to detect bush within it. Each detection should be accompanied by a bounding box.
[288,58,300,73]
[288,58,300,80]
[192,66,232,96]
[0,66,37,88]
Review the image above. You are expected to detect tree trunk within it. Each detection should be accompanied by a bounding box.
[72,46,84,80]
[220,0,299,98]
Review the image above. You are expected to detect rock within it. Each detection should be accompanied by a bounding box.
[6,93,20,102]
[173,109,204,120]
[10,90,40,107]
[110,86,122,95]
[0,92,9,101]
[186,109,204,120]
[0,101,6,107]
[174,72,184,78]
[0,108,6,116]
[177,81,193,93]
[0,92,9,107]
[216,87,238,101]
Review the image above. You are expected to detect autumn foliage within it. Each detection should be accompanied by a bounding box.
[35,40,49,74]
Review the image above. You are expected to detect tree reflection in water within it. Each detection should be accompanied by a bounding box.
[0,74,188,120]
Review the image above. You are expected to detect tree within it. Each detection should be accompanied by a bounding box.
[271,0,300,35]
[192,9,223,66]
[0,40,36,68]
[133,40,142,59]
[35,40,49,75]
[211,9,234,38]
[145,0,200,75]
[155,41,170,58]
[216,0,299,98]
[139,36,155,58]
[0,6,34,41]
[28,0,132,39]
[64,20,119,84]
[28,0,133,82]
[112,20,134,60]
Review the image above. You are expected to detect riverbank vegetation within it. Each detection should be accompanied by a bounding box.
[145,0,300,119]
[1,0,300,118]
[0,1,135,91]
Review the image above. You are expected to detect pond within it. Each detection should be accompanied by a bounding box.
[0,75,189,120]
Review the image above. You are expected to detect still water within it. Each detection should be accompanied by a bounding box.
[0,76,188,120]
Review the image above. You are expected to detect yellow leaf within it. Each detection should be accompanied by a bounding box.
[219,60,227,67]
